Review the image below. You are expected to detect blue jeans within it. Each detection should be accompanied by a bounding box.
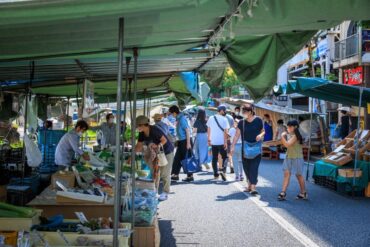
[194,133,208,164]
[242,154,261,185]
[232,143,244,177]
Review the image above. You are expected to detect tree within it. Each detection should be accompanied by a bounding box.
[222,67,243,97]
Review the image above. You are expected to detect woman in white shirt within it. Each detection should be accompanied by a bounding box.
[229,118,244,181]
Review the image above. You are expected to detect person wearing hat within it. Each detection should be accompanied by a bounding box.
[134,115,175,201]
[207,105,230,181]
[152,113,169,136]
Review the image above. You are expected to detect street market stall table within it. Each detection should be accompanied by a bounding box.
[313,160,370,195]
[28,187,114,218]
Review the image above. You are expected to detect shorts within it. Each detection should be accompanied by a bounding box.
[283,158,304,175]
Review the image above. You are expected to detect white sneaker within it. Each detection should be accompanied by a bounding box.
[158,193,168,201]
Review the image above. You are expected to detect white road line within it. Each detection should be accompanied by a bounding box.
[232,181,320,247]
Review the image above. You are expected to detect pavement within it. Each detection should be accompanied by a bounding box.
[157,160,370,247]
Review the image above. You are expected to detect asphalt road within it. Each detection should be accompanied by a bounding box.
[157,160,370,247]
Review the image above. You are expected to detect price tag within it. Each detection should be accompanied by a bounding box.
[75,212,89,224]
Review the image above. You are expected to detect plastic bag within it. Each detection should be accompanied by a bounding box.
[24,135,42,167]
[81,152,108,167]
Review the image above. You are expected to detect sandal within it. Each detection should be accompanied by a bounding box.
[250,190,259,196]
[296,192,308,200]
[278,192,287,201]
[243,188,252,193]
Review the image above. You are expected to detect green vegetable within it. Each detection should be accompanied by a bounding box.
[0,202,36,218]
[0,209,26,218]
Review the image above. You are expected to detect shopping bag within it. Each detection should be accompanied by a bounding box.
[157,145,168,167]
[181,150,200,173]
[24,135,42,167]
[242,141,262,159]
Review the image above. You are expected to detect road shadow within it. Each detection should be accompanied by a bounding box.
[215,191,248,201]
[158,219,177,247]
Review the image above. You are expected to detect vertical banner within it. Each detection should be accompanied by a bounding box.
[367,103,370,114]
[82,79,94,118]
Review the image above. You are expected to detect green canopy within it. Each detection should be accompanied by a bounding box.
[222,32,315,99]
[274,77,370,107]
[1,0,370,100]
[220,0,370,99]
[30,75,191,103]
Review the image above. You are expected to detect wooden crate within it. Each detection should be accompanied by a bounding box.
[0,210,42,231]
[35,232,129,247]
[323,152,352,166]
[133,217,160,247]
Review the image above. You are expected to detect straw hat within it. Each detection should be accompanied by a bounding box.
[152,113,163,121]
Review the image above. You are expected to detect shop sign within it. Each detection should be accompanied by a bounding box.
[317,39,328,57]
[343,67,363,85]
[83,79,95,118]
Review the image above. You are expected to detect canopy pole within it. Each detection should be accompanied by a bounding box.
[143,89,147,117]
[123,57,131,133]
[306,98,314,181]
[113,17,124,247]
[130,47,138,239]
[66,97,70,132]
[353,87,363,187]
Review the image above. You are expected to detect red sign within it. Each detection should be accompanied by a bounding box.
[344,67,363,85]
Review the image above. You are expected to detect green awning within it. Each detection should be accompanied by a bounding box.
[275,77,370,107]
[220,0,370,100]
[1,0,370,101]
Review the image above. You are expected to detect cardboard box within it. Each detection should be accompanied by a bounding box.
[323,152,352,166]
[0,210,42,231]
[133,217,160,247]
[36,232,129,247]
[338,168,362,178]
[51,171,75,189]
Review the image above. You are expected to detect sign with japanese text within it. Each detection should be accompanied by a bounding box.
[343,67,363,85]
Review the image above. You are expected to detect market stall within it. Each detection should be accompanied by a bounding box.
[275,77,370,197]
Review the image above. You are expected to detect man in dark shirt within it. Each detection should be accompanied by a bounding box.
[135,115,174,201]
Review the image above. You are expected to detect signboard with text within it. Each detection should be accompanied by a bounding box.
[343,67,363,85]
[82,79,95,118]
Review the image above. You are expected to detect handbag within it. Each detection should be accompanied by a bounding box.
[181,150,201,173]
[157,144,168,167]
[242,119,262,159]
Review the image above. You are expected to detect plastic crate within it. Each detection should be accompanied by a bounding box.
[6,185,34,206]
[39,144,57,167]
[38,130,66,145]
[336,182,364,197]
[38,165,59,174]
[9,174,40,195]
[313,175,337,191]
[7,148,23,163]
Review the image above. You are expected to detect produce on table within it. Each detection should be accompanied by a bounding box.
[0,202,36,218]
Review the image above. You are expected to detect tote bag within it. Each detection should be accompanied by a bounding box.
[157,145,168,167]
[181,150,200,173]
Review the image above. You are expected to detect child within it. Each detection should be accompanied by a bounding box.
[278,120,308,201]
[229,119,244,181]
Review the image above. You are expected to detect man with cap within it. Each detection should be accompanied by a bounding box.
[207,105,230,181]
[134,115,175,201]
